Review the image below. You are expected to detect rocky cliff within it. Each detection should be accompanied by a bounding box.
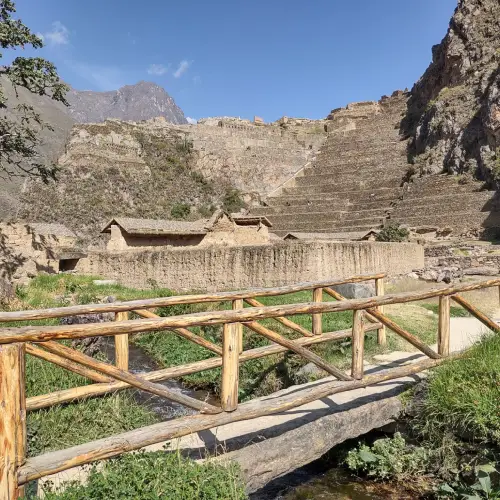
[0,81,188,219]
[18,116,327,239]
[66,81,187,125]
[404,0,500,183]
[19,119,233,241]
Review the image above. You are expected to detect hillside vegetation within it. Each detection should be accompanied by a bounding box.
[19,122,244,241]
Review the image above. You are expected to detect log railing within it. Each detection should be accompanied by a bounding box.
[1,273,500,498]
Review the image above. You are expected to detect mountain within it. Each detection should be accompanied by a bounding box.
[0,81,188,218]
[403,0,500,183]
[66,81,188,125]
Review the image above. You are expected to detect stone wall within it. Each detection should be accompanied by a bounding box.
[0,223,74,283]
[75,241,424,291]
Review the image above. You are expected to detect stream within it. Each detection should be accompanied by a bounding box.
[100,337,217,420]
[251,431,423,500]
[101,339,417,498]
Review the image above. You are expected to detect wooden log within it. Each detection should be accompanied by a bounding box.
[451,294,500,333]
[5,279,500,345]
[0,273,386,323]
[221,323,239,411]
[312,287,323,335]
[39,341,221,414]
[26,324,382,411]
[375,277,386,346]
[323,286,382,324]
[244,298,313,337]
[245,321,352,381]
[134,309,222,356]
[114,312,129,371]
[351,310,364,380]
[19,353,459,485]
[26,344,112,383]
[438,296,450,356]
[232,299,244,354]
[0,344,26,499]
[367,308,441,359]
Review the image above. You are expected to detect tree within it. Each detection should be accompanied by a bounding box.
[0,0,68,181]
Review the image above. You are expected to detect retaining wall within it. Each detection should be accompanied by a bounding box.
[76,241,424,291]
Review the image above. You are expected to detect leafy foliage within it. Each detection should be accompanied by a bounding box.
[40,450,246,500]
[0,0,68,180]
[435,464,500,499]
[345,433,432,481]
[376,223,410,242]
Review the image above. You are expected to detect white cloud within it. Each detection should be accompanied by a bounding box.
[43,21,69,46]
[147,64,169,76]
[186,117,197,124]
[174,60,192,78]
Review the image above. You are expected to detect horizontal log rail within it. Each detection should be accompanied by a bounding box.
[244,297,314,337]
[0,274,385,323]
[39,341,222,415]
[2,274,500,498]
[2,278,500,345]
[26,324,381,411]
[134,309,223,355]
[18,354,462,484]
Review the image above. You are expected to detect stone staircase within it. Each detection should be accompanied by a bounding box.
[253,94,409,237]
[252,92,500,240]
[389,175,500,236]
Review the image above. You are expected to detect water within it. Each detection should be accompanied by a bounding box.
[251,431,421,500]
[100,337,217,420]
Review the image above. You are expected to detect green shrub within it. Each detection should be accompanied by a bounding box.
[41,450,246,499]
[345,432,432,481]
[222,188,246,213]
[170,202,191,219]
[376,223,409,242]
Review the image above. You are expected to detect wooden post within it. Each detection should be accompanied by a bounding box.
[0,343,26,499]
[375,277,386,346]
[232,299,244,354]
[438,296,451,356]
[312,287,323,335]
[351,310,364,380]
[221,323,239,411]
[114,312,129,371]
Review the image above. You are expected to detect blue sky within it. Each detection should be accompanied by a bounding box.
[12,0,457,122]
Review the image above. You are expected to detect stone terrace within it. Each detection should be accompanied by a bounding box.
[252,93,409,236]
[389,174,500,236]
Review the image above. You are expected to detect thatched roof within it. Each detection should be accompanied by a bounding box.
[28,223,76,238]
[230,214,272,227]
[102,211,272,237]
[283,231,371,241]
[101,217,210,236]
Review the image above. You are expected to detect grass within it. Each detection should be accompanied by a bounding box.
[4,275,446,454]
[416,333,500,445]
[419,302,470,317]
[39,450,246,499]
[2,275,163,458]
[136,290,442,397]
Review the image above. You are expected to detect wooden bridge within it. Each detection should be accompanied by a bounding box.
[1,273,500,498]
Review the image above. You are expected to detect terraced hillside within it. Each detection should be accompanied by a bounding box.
[389,175,500,237]
[253,91,500,240]
[253,94,409,237]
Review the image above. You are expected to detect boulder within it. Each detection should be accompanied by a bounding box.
[463,266,499,276]
[332,283,375,299]
[0,278,14,303]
